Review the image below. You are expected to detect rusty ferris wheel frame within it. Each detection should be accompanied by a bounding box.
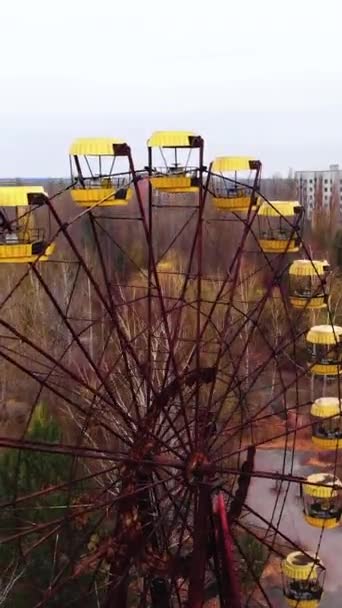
[0,134,334,608]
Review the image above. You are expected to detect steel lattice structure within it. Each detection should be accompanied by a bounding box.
[0,132,339,608]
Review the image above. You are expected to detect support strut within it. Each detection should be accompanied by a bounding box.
[213,492,241,608]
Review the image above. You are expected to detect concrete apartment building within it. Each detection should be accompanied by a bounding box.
[295,164,342,220]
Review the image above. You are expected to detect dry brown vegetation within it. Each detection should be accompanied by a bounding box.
[1,177,341,454]
[1,175,342,605]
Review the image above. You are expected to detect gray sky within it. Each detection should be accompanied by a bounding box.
[1,0,342,176]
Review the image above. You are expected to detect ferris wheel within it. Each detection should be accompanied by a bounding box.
[0,131,340,608]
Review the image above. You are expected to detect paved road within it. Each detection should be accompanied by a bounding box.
[245,448,342,606]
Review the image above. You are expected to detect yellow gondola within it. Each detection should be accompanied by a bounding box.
[302,473,342,528]
[210,156,261,212]
[69,138,133,207]
[306,325,342,376]
[282,551,324,608]
[289,260,330,309]
[311,397,342,449]
[257,201,302,253]
[147,131,203,193]
[0,187,55,263]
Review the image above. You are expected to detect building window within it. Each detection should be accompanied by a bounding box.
[324,179,328,184]
[324,187,328,192]
[309,179,313,183]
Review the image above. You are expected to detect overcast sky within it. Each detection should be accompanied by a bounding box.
[1,0,342,177]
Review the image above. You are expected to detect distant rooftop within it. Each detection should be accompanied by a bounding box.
[296,164,340,174]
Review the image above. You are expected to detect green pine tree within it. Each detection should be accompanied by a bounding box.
[0,405,103,607]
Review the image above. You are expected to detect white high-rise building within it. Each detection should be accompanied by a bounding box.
[295,164,342,219]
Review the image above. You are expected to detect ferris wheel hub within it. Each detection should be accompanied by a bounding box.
[184,451,212,486]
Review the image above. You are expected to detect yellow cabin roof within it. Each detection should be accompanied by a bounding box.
[69,138,126,156]
[281,551,323,580]
[307,324,342,345]
[211,156,258,172]
[0,186,48,207]
[257,200,301,217]
[303,473,341,498]
[147,131,200,148]
[311,397,342,418]
[289,259,329,277]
